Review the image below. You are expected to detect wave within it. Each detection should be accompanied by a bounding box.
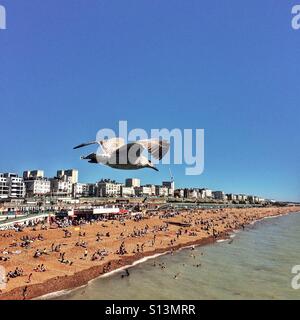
[216,239,228,243]
[37,251,171,300]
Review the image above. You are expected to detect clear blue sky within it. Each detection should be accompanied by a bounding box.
[0,0,299,201]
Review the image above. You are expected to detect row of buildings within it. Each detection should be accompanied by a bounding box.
[0,170,79,199]
[0,170,175,199]
[173,188,265,204]
[97,178,175,198]
[0,169,265,204]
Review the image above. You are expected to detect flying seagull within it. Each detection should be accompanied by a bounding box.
[73,137,170,171]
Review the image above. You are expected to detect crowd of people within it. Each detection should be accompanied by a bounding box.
[0,205,294,299]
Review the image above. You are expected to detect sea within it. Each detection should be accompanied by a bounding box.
[51,211,300,300]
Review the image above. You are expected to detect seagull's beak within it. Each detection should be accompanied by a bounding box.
[81,153,98,163]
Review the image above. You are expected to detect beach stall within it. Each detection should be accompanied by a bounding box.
[93,207,129,220]
[70,206,128,221]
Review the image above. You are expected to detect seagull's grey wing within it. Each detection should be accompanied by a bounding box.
[110,142,143,165]
[137,139,170,160]
[100,137,125,155]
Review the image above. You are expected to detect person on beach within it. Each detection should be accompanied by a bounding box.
[26,273,33,283]
[22,286,28,300]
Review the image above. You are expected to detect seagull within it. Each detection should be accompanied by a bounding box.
[73,137,169,172]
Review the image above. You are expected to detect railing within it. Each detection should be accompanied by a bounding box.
[0,212,50,227]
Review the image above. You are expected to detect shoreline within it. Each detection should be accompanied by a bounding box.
[0,207,299,300]
[1,233,219,300]
[37,210,300,300]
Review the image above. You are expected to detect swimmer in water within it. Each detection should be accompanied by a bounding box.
[173,272,180,279]
[193,264,201,268]
[121,269,130,278]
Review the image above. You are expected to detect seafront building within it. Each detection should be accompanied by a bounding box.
[97,179,122,197]
[50,176,73,197]
[144,184,156,196]
[121,186,135,197]
[125,178,140,188]
[212,191,226,201]
[24,178,51,197]
[0,174,9,199]
[72,183,89,198]
[0,173,26,199]
[0,168,268,207]
[23,170,44,179]
[23,170,51,197]
[155,185,170,197]
[162,181,175,196]
[135,186,152,197]
[57,169,78,184]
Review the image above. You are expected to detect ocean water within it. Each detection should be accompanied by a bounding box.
[54,212,300,300]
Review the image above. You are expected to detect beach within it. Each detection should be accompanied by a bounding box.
[0,205,299,300]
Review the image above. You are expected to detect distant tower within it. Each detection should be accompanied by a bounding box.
[169,168,175,190]
[162,168,175,196]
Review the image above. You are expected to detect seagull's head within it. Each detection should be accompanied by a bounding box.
[80,153,98,163]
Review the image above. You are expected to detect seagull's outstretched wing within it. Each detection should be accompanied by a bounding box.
[100,137,125,155]
[73,141,100,149]
[137,139,170,160]
[74,137,125,154]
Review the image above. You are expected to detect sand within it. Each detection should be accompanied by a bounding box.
[0,205,299,300]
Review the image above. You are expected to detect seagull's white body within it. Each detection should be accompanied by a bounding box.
[74,137,169,172]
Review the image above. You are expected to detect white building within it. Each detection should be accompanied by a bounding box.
[121,186,135,197]
[0,174,9,199]
[135,186,152,197]
[212,191,225,200]
[227,194,238,202]
[174,189,184,198]
[162,181,175,196]
[125,178,140,188]
[192,189,200,199]
[57,169,78,184]
[23,170,44,179]
[199,189,213,199]
[237,194,248,202]
[72,183,89,198]
[155,185,169,197]
[162,181,175,190]
[50,177,73,197]
[25,178,51,197]
[0,173,26,199]
[144,184,156,196]
[97,179,122,197]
